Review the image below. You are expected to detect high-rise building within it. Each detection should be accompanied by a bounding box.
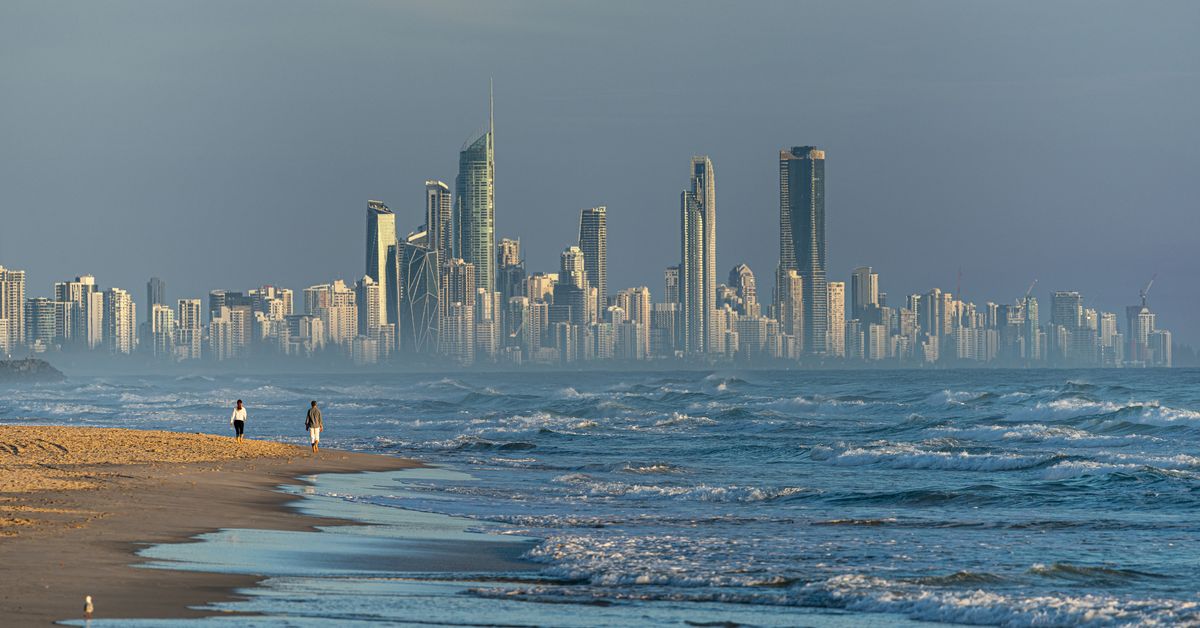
[779,146,827,355]
[440,258,477,357]
[496,238,526,323]
[850,266,878,321]
[578,207,607,318]
[355,275,381,337]
[0,266,27,352]
[778,270,803,351]
[729,264,759,318]
[664,266,680,305]
[54,275,98,345]
[561,246,586,289]
[365,200,396,326]
[24,297,56,350]
[177,298,202,360]
[454,85,496,293]
[827,281,846,358]
[1051,291,1083,329]
[146,276,167,316]
[679,156,715,354]
[425,181,453,264]
[150,303,176,358]
[395,241,441,354]
[497,237,521,269]
[1126,304,1156,364]
[104,288,136,355]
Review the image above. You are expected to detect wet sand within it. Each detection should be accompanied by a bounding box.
[0,426,419,625]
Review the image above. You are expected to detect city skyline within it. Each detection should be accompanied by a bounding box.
[2,3,1195,347]
[0,106,1182,367]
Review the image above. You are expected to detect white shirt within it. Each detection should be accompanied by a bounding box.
[230,407,247,424]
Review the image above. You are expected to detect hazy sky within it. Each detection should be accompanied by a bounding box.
[2,1,1197,342]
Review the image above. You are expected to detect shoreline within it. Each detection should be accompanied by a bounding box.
[0,426,420,625]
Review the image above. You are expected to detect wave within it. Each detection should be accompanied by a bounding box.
[1008,398,1200,429]
[813,443,1051,472]
[549,474,813,503]
[1039,460,1193,481]
[1028,562,1168,584]
[651,412,718,428]
[931,423,1142,448]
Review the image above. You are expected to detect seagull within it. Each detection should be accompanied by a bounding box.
[84,595,93,619]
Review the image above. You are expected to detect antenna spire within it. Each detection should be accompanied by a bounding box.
[489,77,494,136]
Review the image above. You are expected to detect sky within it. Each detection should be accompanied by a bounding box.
[1,1,1197,343]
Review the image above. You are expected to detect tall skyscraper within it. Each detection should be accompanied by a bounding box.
[104,287,136,355]
[425,181,453,264]
[679,156,715,354]
[0,266,27,352]
[578,206,607,318]
[828,281,846,358]
[850,266,878,321]
[455,84,496,293]
[779,146,827,355]
[365,200,396,326]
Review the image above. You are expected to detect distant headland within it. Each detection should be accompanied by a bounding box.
[0,358,66,382]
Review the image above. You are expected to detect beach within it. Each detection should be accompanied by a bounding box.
[0,426,418,625]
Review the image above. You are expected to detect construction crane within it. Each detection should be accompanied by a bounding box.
[1140,274,1157,308]
[1023,278,1038,300]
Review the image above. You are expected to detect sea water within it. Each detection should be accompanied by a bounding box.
[6,368,1200,626]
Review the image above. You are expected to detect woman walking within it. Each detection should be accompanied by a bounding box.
[230,399,247,443]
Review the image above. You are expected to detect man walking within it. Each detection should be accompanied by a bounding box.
[230,399,247,443]
[305,400,323,453]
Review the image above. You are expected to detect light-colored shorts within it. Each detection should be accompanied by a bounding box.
[309,427,321,444]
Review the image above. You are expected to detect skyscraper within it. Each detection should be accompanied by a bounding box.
[104,287,136,355]
[425,181,453,264]
[664,266,680,305]
[496,238,526,315]
[365,200,396,326]
[1051,291,1083,329]
[679,156,715,354]
[395,240,440,355]
[729,264,759,318]
[0,266,27,352]
[146,276,167,320]
[578,206,607,318]
[779,146,827,355]
[455,84,496,293]
[850,266,878,321]
[828,281,846,358]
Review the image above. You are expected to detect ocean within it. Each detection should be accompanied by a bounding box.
[6,368,1200,626]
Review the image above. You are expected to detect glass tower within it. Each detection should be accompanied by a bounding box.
[365,200,396,326]
[578,206,607,319]
[679,156,715,354]
[454,85,495,293]
[779,146,826,355]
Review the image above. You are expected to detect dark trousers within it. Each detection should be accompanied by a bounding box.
[233,420,245,437]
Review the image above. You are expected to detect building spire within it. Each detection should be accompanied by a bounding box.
[489,77,494,137]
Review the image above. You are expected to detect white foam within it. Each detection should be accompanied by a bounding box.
[549,474,810,502]
[825,443,1046,472]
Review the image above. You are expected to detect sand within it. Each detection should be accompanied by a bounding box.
[0,426,419,625]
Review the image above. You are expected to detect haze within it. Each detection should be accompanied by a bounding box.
[1,1,1197,342]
